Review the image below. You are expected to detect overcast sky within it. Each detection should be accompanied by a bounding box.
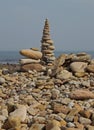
[0,0,94,51]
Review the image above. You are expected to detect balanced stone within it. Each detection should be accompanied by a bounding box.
[19,59,40,65]
[20,49,42,60]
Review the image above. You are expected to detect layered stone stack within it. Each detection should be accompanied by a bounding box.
[19,48,45,72]
[41,18,55,66]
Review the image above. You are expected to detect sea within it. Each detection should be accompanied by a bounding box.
[0,51,94,64]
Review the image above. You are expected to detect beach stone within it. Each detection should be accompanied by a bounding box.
[86,64,94,73]
[46,39,54,44]
[67,122,75,127]
[20,49,42,59]
[70,62,87,73]
[0,77,5,85]
[30,123,45,130]
[46,120,61,130]
[19,59,40,65]
[42,50,53,54]
[56,70,72,80]
[9,105,27,122]
[72,52,91,62]
[74,72,87,77]
[48,45,55,50]
[52,102,70,114]
[20,63,45,72]
[2,68,9,75]
[70,89,94,100]
[79,110,91,118]
[86,125,94,130]
[51,54,66,76]
[30,48,39,51]
[65,108,80,122]
[51,88,60,99]
[79,117,91,125]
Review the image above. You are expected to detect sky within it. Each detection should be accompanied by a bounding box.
[0,0,94,51]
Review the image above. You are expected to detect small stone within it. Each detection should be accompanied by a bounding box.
[79,117,91,125]
[0,77,5,85]
[51,89,60,99]
[67,122,75,127]
[30,123,45,130]
[46,120,61,130]
[70,89,94,100]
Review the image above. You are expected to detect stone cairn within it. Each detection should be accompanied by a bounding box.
[41,18,55,66]
[19,48,45,72]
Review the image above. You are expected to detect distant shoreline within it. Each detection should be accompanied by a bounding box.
[0,50,94,64]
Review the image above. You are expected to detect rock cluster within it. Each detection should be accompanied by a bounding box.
[41,19,55,66]
[51,52,92,78]
[19,48,45,72]
[0,52,94,130]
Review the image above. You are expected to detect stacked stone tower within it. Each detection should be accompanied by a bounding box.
[41,18,55,66]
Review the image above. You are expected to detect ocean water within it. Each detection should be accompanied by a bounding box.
[0,51,94,64]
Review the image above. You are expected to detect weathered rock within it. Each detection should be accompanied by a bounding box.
[70,62,87,73]
[70,89,94,100]
[20,49,42,59]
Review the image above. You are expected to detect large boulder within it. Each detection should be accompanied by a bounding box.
[20,49,42,59]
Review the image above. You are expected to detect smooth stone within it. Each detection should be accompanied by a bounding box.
[42,50,53,54]
[51,89,60,99]
[41,42,50,47]
[20,63,46,72]
[67,122,75,127]
[56,70,72,80]
[46,120,61,130]
[74,72,87,77]
[87,64,94,73]
[70,62,87,73]
[19,59,40,65]
[52,102,70,114]
[9,105,27,122]
[20,49,42,59]
[30,123,45,130]
[72,53,91,62]
[86,125,94,130]
[79,117,91,125]
[48,45,55,50]
[30,48,39,51]
[0,77,5,85]
[70,89,94,100]
[46,39,54,44]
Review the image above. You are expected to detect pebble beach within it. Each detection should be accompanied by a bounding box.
[0,19,94,130]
